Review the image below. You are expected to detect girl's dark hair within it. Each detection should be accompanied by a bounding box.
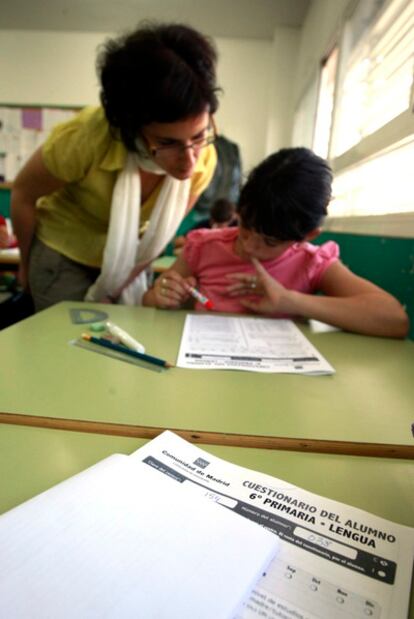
[97,22,220,151]
[237,148,332,241]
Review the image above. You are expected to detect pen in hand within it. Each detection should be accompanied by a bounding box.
[185,285,214,310]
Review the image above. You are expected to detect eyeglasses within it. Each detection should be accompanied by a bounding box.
[145,118,217,161]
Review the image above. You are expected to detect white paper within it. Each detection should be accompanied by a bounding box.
[4,152,19,181]
[309,319,341,333]
[131,431,414,619]
[0,247,20,261]
[42,108,76,131]
[177,314,335,374]
[19,128,38,154]
[35,130,48,148]
[0,453,278,619]
[0,107,21,133]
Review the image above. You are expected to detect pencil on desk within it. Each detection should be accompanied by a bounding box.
[81,334,174,368]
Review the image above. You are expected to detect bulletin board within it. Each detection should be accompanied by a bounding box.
[0,104,80,183]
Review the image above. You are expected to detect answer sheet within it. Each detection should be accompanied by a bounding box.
[131,431,414,619]
[177,314,334,374]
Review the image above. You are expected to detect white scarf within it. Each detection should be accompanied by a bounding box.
[85,152,190,305]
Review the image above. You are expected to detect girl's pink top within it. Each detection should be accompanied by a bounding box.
[183,228,339,313]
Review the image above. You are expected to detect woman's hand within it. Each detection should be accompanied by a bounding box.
[143,270,196,309]
[228,258,291,314]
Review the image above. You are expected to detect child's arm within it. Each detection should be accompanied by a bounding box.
[142,254,196,309]
[239,258,409,339]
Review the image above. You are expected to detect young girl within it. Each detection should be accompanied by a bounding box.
[143,148,409,338]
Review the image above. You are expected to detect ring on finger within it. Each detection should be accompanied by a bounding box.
[250,277,257,289]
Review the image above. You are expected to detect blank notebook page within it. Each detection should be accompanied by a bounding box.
[0,454,279,619]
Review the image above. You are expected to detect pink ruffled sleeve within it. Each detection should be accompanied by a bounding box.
[308,241,340,289]
[183,229,210,275]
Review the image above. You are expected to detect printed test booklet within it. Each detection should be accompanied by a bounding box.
[0,449,279,619]
[131,431,414,619]
[177,314,335,374]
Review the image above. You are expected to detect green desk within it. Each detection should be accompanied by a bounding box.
[1,302,414,456]
[151,255,176,273]
[1,424,413,615]
[2,424,412,525]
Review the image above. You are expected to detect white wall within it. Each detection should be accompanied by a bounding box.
[215,38,272,173]
[0,29,274,173]
[265,26,300,156]
[0,8,356,173]
[0,30,103,105]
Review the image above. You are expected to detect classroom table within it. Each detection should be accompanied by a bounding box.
[1,301,414,457]
[0,423,413,615]
[1,424,413,524]
[151,254,176,273]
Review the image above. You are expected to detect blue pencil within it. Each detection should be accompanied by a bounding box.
[81,334,173,368]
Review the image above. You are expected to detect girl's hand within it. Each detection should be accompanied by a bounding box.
[152,270,196,309]
[237,258,290,314]
[226,270,265,297]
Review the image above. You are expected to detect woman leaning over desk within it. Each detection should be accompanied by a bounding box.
[11,22,219,311]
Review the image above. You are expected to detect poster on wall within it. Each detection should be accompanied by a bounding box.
[0,106,78,182]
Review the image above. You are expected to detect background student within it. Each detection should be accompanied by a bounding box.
[11,21,219,311]
[143,148,409,339]
[173,198,238,255]
[0,215,17,249]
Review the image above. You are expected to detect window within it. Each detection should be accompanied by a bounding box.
[308,0,414,220]
[292,74,319,149]
[313,46,339,159]
[330,134,414,217]
[331,0,414,160]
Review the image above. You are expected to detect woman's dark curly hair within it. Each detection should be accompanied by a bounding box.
[237,148,332,241]
[97,22,220,151]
